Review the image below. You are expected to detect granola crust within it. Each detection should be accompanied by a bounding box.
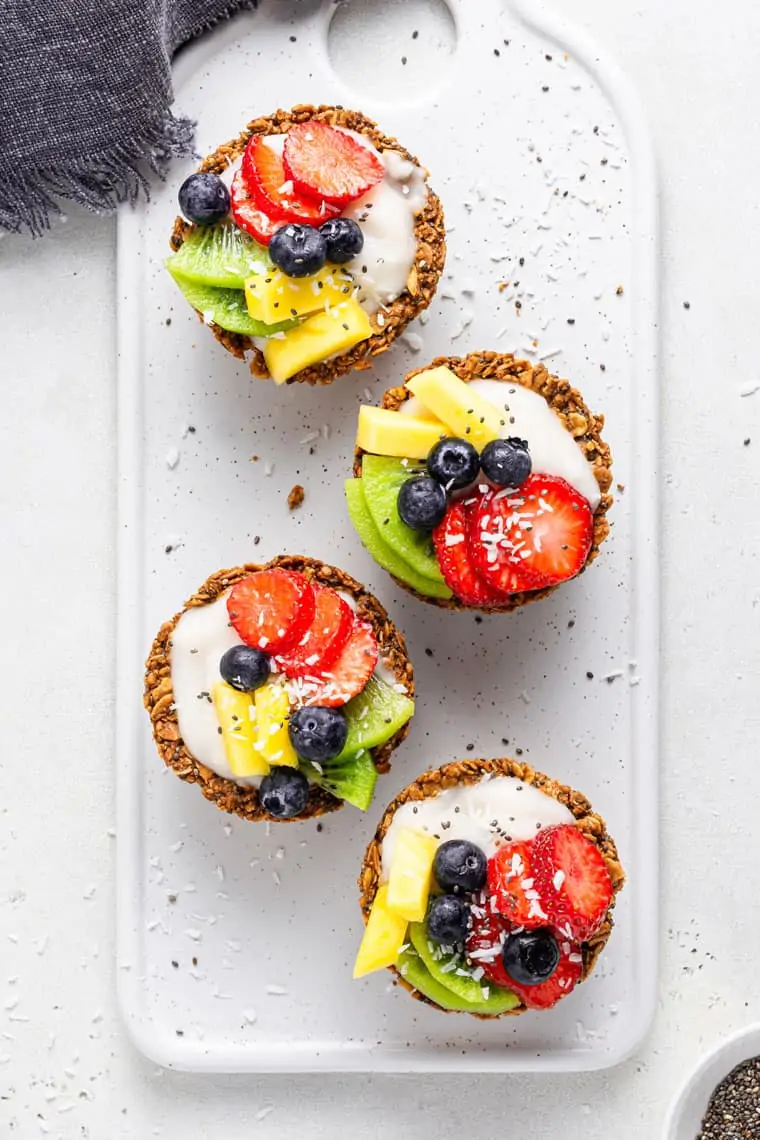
[169,104,446,386]
[353,351,614,612]
[358,756,624,1018]
[143,555,415,823]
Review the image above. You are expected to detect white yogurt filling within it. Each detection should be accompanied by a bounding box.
[400,379,601,510]
[170,590,400,785]
[380,776,574,877]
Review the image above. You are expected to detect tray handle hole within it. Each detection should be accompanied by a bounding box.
[327,0,457,102]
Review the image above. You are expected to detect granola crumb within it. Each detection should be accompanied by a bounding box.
[287,484,305,511]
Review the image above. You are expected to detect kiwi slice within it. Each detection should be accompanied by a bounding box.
[166,223,271,289]
[408,922,514,1006]
[360,455,447,584]
[301,749,378,811]
[397,946,519,1015]
[338,675,414,760]
[167,267,297,337]
[345,479,453,601]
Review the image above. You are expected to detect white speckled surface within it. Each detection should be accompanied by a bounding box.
[2,0,760,1133]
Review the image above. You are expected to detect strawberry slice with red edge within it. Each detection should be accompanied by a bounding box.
[227,569,316,656]
[471,474,593,594]
[465,895,512,989]
[283,121,385,207]
[487,841,549,929]
[230,166,281,245]
[532,824,613,942]
[242,136,339,225]
[505,938,584,1010]
[299,619,379,708]
[275,585,353,678]
[432,498,513,607]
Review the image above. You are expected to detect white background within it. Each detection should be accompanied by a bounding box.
[1,0,758,1135]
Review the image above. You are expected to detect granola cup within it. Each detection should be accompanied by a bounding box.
[144,555,414,823]
[352,351,613,612]
[169,105,446,386]
[358,756,624,1017]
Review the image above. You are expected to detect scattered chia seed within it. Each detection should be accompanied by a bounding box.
[697,1056,760,1139]
[683,300,691,309]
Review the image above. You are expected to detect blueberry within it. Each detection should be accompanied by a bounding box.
[502,930,560,986]
[288,706,347,763]
[480,438,532,488]
[427,894,470,945]
[397,476,447,532]
[258,766,310,819]
[269,223,327,278]
[219,645,270,692]
[319,217,364,263]
[433,839,487,894]
[427,438,480,489]
[178,172,230,225]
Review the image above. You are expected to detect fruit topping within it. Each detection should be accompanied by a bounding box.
[433,839,487,894]
[427,894,470,945]
[276,585,353,677]
[356,406,448,459]
[465,902,513,988]
[319,217,365,263]
[211,681,268,778]
[166,222,270,290]
[298,619,379,708]
[427,437,480,490]
[242,135,338,225]
[360,456,447,583]
[230,167,281,245]
[480,437,532,488]
[504,937,583,1010]
[345,479,453,601]
[532,824,613,941]
[487,841,548,928]
[283,121,384,207]
[166,268,296,337]
[398,942,520,1014]
[405,366,503,451]
[178,172,230,225]
[219,645,271,693]
[471,474,593,593]
[339,675,415,757]
[305,747,378,811]
[244,263,354,326]
[386,829,438,923]
[254,682,299,768]
[397,476,448,533]
[501,929,560,987]
[288,705,348,763]
[262,298,372,384]
[258,765,310,819]
[353,884,409,978]
[269,223,328,279]
[432,499,512,607]
[227,569,316,656]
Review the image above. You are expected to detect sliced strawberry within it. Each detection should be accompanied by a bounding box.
[532,824,613,941]
[506,939,584,1010]
[465,894,512,989]
[227,570,315,656]
[283,121,384,207]
[230,167,281,245]
[471,475,593,594]
[297,619,379,708]
[242,136,339,225]
[488,842,549,929]
[275,585,353,678]
[432,499,512,607]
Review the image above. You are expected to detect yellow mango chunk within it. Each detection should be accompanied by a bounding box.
[386,829,439,923]
[263,299,373,385]
[253,683,299,768]
[356,406,448,459]
[353,884,409,979]
[211,682,269,777]
[244,265,354,326]
[405,365,505,451]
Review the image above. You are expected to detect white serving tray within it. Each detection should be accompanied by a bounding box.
[116,0,659,1072]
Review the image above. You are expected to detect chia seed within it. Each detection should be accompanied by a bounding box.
[697,1056,760,1139]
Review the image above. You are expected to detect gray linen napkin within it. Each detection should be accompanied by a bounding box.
[0,0,257,236]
